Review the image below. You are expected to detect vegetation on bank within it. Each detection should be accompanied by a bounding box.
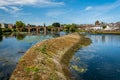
[0,21,79,34]
[16,21,26,28]
[1,21,120,35]
[64,24,78,32]
[0,27,2,35]
[87,30,120,35]
[0,24,2,35]
[10,33,91,80]
[52,22,60,27]
[0,24,2,42]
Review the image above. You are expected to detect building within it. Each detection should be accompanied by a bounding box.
[0,23,9,28]
[104,25,112,31]
[78,24,94,30]
[8,24,14,29]
[0,23,14,29]
[92,26,103,30]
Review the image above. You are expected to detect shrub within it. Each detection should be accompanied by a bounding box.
[0,27,2,35]
[2,28,12,33]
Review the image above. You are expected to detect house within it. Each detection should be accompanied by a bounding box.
[0,23,9,28]
[104,25,112,31]
[92,26,103,30]
[78,24,94,30]
[8,24,14,29]
[104,25,120,31]
[0,23,14,29]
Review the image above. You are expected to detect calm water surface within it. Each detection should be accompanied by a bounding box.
[0,32,65,80]
[70,34,120,80]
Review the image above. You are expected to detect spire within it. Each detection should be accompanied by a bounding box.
[44,23,46,27]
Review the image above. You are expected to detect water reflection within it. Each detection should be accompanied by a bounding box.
[0,36,3,42]
[0,32,65,80]
[70,34,120,80]
[16,34,26,40]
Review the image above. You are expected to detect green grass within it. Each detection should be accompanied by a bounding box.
[24,67,39,72]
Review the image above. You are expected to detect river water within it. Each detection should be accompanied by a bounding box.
[70,34,120,80]
[0,32,65,80]
[1,33,120,80]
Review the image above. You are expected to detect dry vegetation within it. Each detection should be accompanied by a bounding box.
[10,32,91,80]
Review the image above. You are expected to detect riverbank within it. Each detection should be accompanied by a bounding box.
[87,31,120,35]
[10,32,91,80]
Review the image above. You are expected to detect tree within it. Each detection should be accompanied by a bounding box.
[0,24,2,35]
[0,35,3,42]
[52,22,60,27]
[16,21,26,28]
[64,24,71,32]
[48,25,53,28]
[69,24,78,32]
[47,25,53,31]
[102,26,106,29]
[64,24,78,32]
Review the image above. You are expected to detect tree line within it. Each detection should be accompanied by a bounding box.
[0,21,78,34]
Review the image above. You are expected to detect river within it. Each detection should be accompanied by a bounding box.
[0,32,65,80]
[0,33,120,80]
[70,34,120,80]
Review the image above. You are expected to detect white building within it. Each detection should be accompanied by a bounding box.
[104,25,112,31]
[92,26,103,30]
[0,23,8,28]
[104,25,119,31]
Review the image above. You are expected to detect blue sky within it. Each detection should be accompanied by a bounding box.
[0,0,120,25]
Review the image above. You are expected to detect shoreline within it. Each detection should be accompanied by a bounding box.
[10,32,91,80]
[87,31,120,35]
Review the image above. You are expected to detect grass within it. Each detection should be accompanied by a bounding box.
[72,65,87,73]
[10,32,91,80]
[24,66,39,72]
[40,45,47,54]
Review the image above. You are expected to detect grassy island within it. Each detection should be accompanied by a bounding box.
[10,32,91,80]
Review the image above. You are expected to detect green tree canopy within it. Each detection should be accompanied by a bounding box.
[48,25,53,29]
[69,24,77,32]
[64,24,78,32]
[0,24,2,35]
[0,35,3,42]
[64,24,71,31]
[52,22,60,27]
[102,26,106,29]
[16,21,26,28]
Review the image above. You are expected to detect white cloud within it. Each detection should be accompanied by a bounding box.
[0,6,21,13]
[0,0,64,7]
[0,6,9,12]
[0,0,64,12]
[85,0,120,12]
[80,0,120,23]
[10,6,21,12]
[85,6,93,11]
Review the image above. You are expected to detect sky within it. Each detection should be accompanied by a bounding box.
[0,0,120,25]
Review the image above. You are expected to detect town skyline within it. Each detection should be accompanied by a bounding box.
[0,0,120,25]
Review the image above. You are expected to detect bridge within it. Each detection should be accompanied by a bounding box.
[26,26,63,33]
